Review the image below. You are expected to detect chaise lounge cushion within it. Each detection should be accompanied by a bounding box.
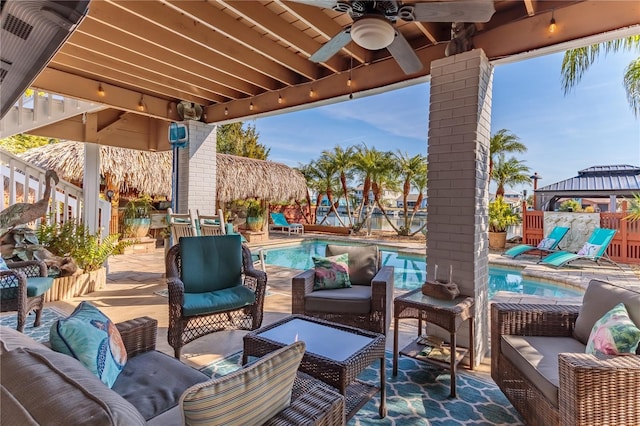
[574,279,640,354]
[112,350,209,421]
[501,335,586,407]
[326,244,378,286]
[1,346,145,425]
[305,285,372,314]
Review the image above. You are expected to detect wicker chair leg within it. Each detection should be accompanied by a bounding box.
[174,347,181,359]
[33,307,42,327]
[17,312,25,333]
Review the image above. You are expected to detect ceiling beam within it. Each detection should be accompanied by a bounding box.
[164,0,318,81]
[523,0,536,16]
[217,0,346,73]
[33,68,182,122]
[275,0,368,64]
[87,1,280,91]
[113,0,300,86]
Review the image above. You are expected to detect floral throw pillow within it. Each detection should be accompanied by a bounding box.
[577,242,601,256]
[312,253,351,290]
[536,238,556,250]
[586,303,640,355]
[50,301,128,388]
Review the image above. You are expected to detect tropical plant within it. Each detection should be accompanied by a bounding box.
[123,194,155,219]
[489,129,527,177]
[558,199,583,212]
[395,151,427,236]
[308,157,345,227]
[491,154,531,198]
[320,145,355,226]
[37,220,132,272]
[0,133,58,154]
[296,162,323,224]
[245,199,265,218]
[561,36,640,117]
[625,193,640,222]
[488,197,521,233]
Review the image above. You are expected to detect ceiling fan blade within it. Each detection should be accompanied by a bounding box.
[412,0,495,23]
[387,31,423,75]
[285,0,338,9]
[309,28,352,63]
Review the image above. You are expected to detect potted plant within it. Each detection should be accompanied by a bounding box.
[123,195,155,238]
[488,197,521,249]
[245,199,265,231]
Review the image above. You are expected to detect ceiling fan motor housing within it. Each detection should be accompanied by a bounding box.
[351,16,395,50]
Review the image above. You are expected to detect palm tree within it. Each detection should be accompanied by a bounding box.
[489,129,527,177]
[561,36,640,116]
[296,163,323,224]
[491,154,531,197]
[352,144,377,224]
[311,157,346,227]
[395,151,427,235]
[320,146,355,226]
[408,173,428,236]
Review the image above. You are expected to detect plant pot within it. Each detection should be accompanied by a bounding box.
[245,216,264,231]
[488,231,507,249]
[125,218,151,238]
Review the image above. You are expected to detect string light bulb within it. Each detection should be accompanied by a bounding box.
[137,95,145,112]
[249,102,254,111]
[278,94,283,104]
[548,10,557,33]
[224,107,229,116]
[347,78,352,87]
[97,83,105,97]
[309,87,316,98]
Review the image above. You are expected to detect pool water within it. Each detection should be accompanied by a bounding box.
[264,240,584,299]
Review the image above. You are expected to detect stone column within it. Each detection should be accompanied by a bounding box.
[176,121,217,215]
[426,49,493,364]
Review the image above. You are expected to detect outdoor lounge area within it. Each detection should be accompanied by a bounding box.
[2,233,639,425]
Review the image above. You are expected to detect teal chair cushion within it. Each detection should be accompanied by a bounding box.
[26,277,54,297]
[179,235,243,294]
[182,286,256,316]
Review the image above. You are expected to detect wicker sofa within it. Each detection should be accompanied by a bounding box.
[1,316,345,425]
[491,279,640,426]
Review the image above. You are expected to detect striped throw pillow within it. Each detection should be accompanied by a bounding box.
[181,341,305,425]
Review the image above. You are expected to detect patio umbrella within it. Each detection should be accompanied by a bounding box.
[19,142,307,202]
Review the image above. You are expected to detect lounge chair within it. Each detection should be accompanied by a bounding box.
[503,226,569,259]
[196,209,226,236]
[269,212,304,235]
[540,227,618,268]
[167,208,197,242]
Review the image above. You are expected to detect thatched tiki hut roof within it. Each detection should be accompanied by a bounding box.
[20,142,307,202]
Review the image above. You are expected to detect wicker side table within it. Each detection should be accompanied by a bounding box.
[392,288,474,397]
[243,314,386,420]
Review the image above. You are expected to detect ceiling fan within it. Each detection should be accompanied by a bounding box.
[298,0,495,75]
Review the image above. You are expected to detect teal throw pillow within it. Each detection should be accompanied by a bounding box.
[0,257,8,270]
[49,301,128,388]
[586,302,640,355]
[312,253,351,290]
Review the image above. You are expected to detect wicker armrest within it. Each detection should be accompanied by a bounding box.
[491,303,580,338]
[116,316,158,357]
[291,269,315,314]
[559,352,640,425]
[371,265,393,333]
[6,259,48,278]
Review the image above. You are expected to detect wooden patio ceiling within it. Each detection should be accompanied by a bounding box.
[25,0,640,151]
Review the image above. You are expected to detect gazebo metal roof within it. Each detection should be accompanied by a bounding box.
[536,164,640,194]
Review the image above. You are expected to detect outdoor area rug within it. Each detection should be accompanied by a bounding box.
[201,351,524,426]
[0,307,68,343]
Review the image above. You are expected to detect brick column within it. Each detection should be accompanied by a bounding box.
[176,121,217,215]
[426,49,493,364]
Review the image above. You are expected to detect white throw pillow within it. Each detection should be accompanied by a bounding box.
[577,242,601,256]
[536,238,556,250]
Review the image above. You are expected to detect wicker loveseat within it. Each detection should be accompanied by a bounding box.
[1,316,345,425]
[491,279,640,426]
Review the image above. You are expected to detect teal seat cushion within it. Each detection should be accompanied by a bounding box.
[179,235,243,293]
[26,277,54,297]
[182,286,256,316]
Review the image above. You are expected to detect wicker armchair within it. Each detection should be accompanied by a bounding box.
[0,260,53,332]
[165,235,267,358]
[292,244,393,335]
[491,279,640,426]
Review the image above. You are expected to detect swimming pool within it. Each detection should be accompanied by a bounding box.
[263,240,584,299]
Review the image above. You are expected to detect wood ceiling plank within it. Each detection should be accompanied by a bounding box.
[275,0,368,64]
[114,0,299,86]
[65,32,242,101]
[165,0,318,81]
[54,46,223,104]
[72,18,260,96]
[413,21,439,45]
[33,68,182,122]
[51,54,211,106]
[217,0,345,73]
[523,0,536,16]
[87,1,279,91]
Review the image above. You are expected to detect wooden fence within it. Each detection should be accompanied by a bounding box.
[522,204,640,265]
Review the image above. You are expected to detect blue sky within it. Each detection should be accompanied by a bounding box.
[254,49,640,195]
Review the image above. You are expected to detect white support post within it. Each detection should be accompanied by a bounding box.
[83,143,101,234]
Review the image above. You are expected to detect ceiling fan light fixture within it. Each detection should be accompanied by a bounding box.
[351,17,395,50]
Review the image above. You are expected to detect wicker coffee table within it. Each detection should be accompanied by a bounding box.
[243,314,386,420]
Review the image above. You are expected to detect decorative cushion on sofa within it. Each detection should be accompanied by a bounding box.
[312,253,351,290]
[586,302,640,355]
[1,346,145,425]
[325,244,378,286]
[181,341,306,426]
[305,285,372,314]
[574,280,640,355]
[50,301,128,388]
